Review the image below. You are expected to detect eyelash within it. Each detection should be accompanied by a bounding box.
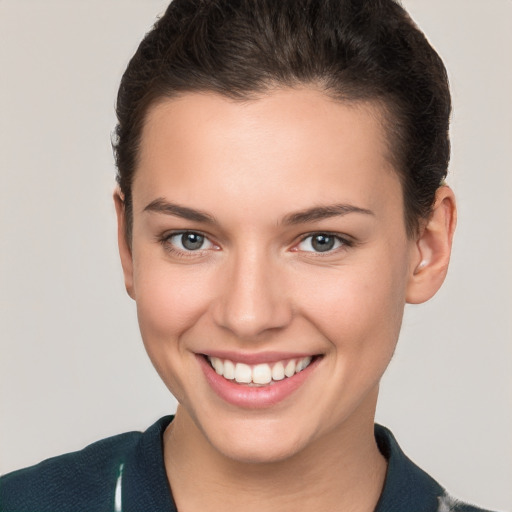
[159,230,354,259]
[295,232,354,255]
[158,231,217,258]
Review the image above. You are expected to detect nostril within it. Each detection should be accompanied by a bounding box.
[212,299,294,339]
[210,262,293,338]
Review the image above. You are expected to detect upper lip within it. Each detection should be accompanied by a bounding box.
[198,350,320,365]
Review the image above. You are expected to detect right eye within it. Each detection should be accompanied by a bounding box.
[166,232,215,252]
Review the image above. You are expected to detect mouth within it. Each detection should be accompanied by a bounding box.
[204,354,316,386]
[198,352,322,408]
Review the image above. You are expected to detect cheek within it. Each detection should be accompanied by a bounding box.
[132,261,216,403]
[132,259,215,394]
[294,250,409,355]
[134,258,212,339]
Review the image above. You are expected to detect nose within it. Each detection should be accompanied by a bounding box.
[211,247,293,339]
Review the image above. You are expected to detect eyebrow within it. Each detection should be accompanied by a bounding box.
[143,198,216,224]
[282,204,374,225]
[143,198,374,225]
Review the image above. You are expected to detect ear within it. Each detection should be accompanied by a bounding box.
[406,186,457,304]
[113,189,135,299]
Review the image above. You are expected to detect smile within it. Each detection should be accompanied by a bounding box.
[198,352,322,408]
[206,356,313,386]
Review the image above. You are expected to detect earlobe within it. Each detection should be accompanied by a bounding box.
[406,186,457,304]
[113,189,136,300]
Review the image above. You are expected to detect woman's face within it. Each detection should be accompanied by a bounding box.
[121,88,418,463]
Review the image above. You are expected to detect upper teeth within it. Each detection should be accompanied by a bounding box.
[207,356,312,385]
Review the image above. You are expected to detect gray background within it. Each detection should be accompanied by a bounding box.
[0,1,510,510]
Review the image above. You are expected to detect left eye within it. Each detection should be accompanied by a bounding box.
[168,232,214,251]
[297,233,345,253]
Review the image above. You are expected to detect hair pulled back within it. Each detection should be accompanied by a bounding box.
[113,0,451,239]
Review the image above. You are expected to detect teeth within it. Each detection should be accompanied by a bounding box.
[211,357,223,375]
[271,361,285,381]
[252,364,272,385]
[234,363,252,383]
[223,359,235,380]
[296,356,311,372]
[284,359,296,378]
[207,356,313,385]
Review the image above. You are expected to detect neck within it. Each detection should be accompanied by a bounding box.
[164,399,387,512]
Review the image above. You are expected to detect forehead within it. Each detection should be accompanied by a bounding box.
[134,88,402,221]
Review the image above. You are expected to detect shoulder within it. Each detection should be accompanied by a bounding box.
[374,425,498,512]
[0,431,139,512]
[436,492,498,512]
[0,417,171,512]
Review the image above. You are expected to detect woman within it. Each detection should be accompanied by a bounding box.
[0,1,503,511]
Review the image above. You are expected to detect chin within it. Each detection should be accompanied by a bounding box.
[218,434,306,465]
[201,414,314,465]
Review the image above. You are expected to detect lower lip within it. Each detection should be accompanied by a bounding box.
[197,355,320,409]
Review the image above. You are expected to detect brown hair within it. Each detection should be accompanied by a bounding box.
[113,0,451,239]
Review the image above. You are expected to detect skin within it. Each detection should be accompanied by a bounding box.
[115,87,456,511]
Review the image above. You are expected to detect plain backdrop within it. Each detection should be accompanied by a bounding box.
[0,1,511,510]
